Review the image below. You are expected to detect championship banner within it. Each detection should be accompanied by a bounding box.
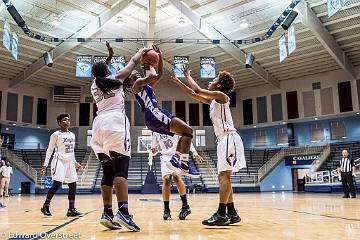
[110,56,126,74]
[285,154,319,166]
[279,35,287,63]
[3,20,11,51]
[327,0,342,18]
[288,25,296,55]
[173,56,189,78]
[11,32,18,60]
[76,56,92,77]
[200,57,216,78]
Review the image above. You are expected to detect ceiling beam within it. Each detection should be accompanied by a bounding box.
[297,1,356,79]
[146,0,157,47]
[9,0,134,88]
[168,0,280,88]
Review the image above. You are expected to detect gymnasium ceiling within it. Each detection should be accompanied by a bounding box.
[0,0,360,90]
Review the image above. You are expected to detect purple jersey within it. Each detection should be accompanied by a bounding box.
[135,85,175,136]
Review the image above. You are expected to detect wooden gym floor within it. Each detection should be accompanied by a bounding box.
[0,193,359,240]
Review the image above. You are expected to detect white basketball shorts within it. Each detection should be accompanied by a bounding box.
[217,132,246,174]
[91,111,131,157]
[51,159,78,183]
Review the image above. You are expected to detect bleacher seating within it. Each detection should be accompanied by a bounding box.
[199,148,278,186]
[319,141,360,171]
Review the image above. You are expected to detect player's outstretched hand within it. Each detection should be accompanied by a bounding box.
[152,45,162,57]
[193,154,203,163]
[40,166,46,175]
[181,65,191,77]
[106,41,114,57]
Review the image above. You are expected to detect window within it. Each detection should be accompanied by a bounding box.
[195,130,206,147]
[310,124,324,141]
[255,130,266,146]
[331,121,346,140]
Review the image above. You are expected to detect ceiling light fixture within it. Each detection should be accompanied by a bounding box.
[51,15,61,26]
[239,19,249,29]
[117,16,124,24]
[179,16,185,26]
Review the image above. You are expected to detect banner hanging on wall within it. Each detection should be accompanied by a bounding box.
[173,56,189,78]
[285,154,320,166]
[76,56,93,77]
[110,56,126,74]
[288,25,296,55]
[279,34,287,63]
[3,21,11,51]
[327,0,342,18]
[200,57,216,78]
[11,32,18,60]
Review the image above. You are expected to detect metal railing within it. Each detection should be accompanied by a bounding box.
[1,147,38,183]
[310,144,331,172]
[79,151,94,187]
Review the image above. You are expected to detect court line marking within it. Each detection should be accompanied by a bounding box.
[274,208,360,222]
[8,210,96,240]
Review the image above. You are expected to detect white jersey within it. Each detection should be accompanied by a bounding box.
[43,130,76,167]
[91,78,125,115]
[210,97,236,138]
[151,132,197,158]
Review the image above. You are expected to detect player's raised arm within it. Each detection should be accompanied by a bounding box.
[115,47,151,81]
[171,70,211,104]
[181,65,227,104]
[105,41,114,66]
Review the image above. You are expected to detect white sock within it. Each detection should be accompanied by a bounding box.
[180,154,189,162]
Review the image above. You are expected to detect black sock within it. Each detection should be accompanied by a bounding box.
[164,201,170,211]
[69,200,75,209]
[104,204,113,216]
[44,198,51,206]
[217,203,227,216]
[118,201,129,215]
[227,202,236,214]
[180,195,188,207]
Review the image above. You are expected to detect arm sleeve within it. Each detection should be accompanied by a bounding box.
[43,133,57,168]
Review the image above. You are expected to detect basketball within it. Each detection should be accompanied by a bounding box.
[141,49,159,67]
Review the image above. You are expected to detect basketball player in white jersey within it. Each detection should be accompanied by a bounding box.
[40,113,83,217]
[151,132,203,220]
[171,66,246,226]
[90,42,151,232]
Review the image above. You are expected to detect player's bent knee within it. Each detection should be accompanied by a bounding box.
[182,132,193,139]
[163,175,172,183]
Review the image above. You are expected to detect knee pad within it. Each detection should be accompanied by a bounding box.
[109,151,129,179]
[52,180,62,189]
[182,132,193,138]
[101,174,114,187]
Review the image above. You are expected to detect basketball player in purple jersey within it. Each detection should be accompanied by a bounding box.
[125,46,200,177]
